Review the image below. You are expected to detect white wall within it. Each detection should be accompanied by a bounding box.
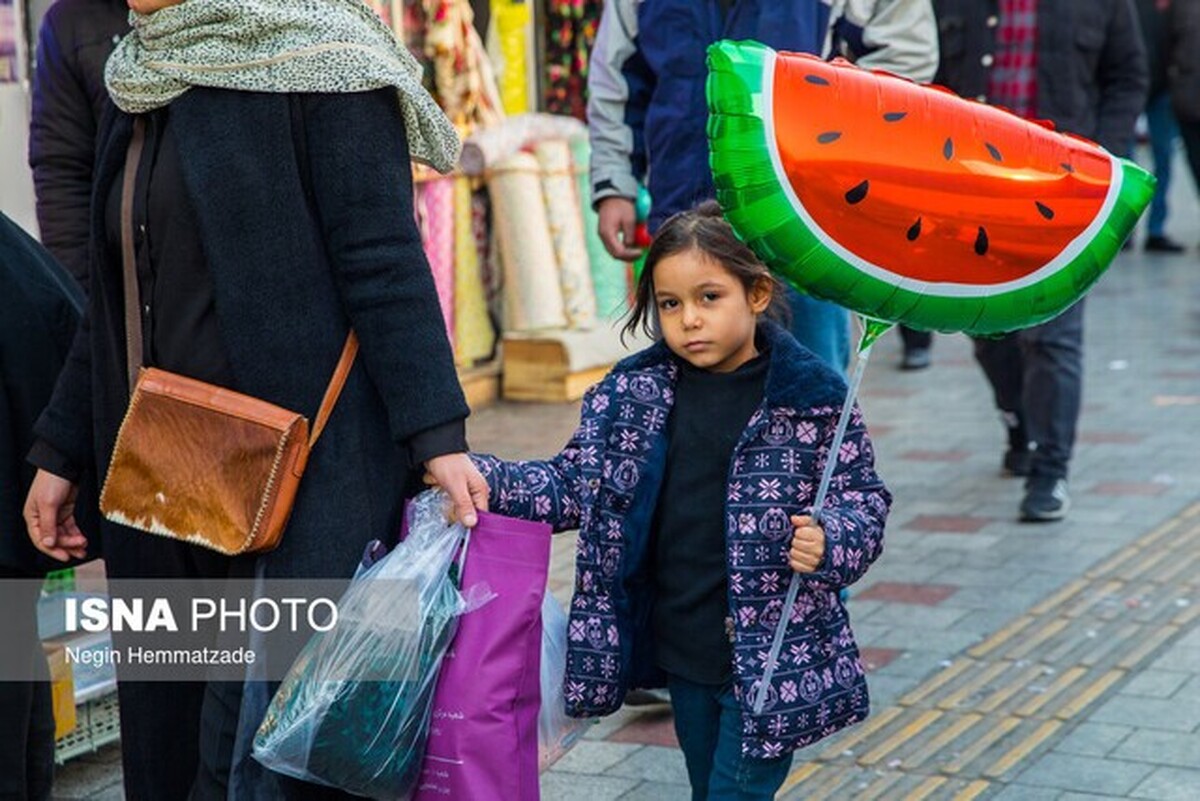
[0,81,37,236]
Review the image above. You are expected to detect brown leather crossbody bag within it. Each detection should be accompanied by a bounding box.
[99,117,357,555]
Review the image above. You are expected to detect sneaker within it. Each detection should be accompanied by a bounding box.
[1145,235,1186,253]
[900,347,932,371]
[1002,448,1032,477]
[623,688,672,707]
[1020,476,1070,522]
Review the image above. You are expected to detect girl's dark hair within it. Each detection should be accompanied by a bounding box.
[621,199,789,342]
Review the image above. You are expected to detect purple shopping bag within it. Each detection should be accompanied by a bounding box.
[414,509,551,801]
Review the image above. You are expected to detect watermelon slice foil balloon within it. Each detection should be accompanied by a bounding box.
[706,41,1155,336]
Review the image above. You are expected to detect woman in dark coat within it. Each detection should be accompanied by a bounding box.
[22,1,489,798]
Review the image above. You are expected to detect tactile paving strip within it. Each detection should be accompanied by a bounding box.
[778,503,1200,800]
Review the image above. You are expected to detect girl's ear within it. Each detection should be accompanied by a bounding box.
[748,276,773,314]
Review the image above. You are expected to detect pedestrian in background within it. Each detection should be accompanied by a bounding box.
[586,0,939,377]
[459,202,891,800]
[1136,0,1187,253]
[29,0,129,287]
[0,211,91,801]
[933,0,1148,521]
[1166,0,1200,228]
[22,0,488,798]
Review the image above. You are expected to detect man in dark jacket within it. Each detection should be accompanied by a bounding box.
[1167,0,1200,214]
[0,211,86,801]
[1136,0,1187,252]
[934,0,1148,521]
[28,0,129,286]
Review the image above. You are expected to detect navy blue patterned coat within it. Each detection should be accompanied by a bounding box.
[472,322,891,758]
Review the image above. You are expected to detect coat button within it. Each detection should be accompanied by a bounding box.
[986,15,999,27]
[981,53,995,67]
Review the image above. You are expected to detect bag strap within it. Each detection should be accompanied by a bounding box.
[119,115,358,444]
[119,117,148,393]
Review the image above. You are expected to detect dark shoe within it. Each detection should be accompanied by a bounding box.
[1145,235,1186,253]
[1002,448,1032,477]
[1020,476,1070,522]
[623,688,671,707]
[900,347,932,370]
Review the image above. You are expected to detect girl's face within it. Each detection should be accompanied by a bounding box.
[652,249,771,373]
[128,0,184,14]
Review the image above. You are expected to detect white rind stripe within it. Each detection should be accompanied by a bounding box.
[760,50,1123,299]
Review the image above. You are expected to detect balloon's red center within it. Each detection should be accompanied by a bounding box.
[771,55,1113,285]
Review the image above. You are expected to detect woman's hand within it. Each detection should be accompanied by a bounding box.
[423,453,489,527]
[23,469,88,562]
[788,515,825,574]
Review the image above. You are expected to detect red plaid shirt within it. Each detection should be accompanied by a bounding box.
[987,0,1039,119]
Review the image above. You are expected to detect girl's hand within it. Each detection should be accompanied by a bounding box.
[788,515,825,574]
[422,453,489,527]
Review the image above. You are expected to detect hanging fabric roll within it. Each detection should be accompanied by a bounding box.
[454,175,497,364]
[569,137,628,320]
[543,0,603,118]
[415,175,457,348]
[488,152,567,331]
[534,140,596,330]
[490,0,531,114]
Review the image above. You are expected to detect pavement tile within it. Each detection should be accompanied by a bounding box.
[901,515,994,533]
[606,708,679,749]
[1117,670,1191,700]
[614,780,692,801]
[855,582,959,606]
[551,741,644,775]
[1013,753,1154,795]
[859,647,902,671]
[538,772,640,800]
[988,784,1063,801]
[604,745,692,785]
[1059,794,1130,801]
[1130,767,1200,801]
[1077,432,1147,444]
[1112,731,1200,768]
[1090,695,1200,733]
[1089,482,1170,497]
[897,449,973,462]
[855,603,972,630]
[1052,722,1134,757]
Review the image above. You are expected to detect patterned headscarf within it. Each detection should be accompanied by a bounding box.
[105,0,461,172]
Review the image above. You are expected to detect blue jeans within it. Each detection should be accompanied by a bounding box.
[667,675,793,800]
[1144,92,1179,236]
[784,286,850,377]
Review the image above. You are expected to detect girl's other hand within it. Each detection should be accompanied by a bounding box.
[788,515,825,574]
[23,469,88,562]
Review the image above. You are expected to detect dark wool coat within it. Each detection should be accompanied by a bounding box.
[31,88,469,580]
[28,0,129,286]
[473,322,892,758]
[0,213,93,574]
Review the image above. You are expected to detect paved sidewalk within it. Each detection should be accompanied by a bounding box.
[52,157,1200,800]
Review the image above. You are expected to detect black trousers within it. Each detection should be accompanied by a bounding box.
[0,568,55,801]
[101,526,246,801]
[972,300,1085,480]
[899,326,932,351]
[1177,116,1200,209]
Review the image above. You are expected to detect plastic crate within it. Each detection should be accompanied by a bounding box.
[55,691,120,764]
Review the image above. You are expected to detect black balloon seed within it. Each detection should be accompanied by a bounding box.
[845,180,869,204]
[817,131,842,144]
[986,143,1003,161]
[907,218,922,241]
[975,227,989,255]
[1061,162,1075,173]
[1036,201,1055,220]
[805,74,830,86]
[943,138,954,160]
[884,112,908,122]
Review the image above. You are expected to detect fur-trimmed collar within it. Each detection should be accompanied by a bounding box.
[613,320,850,410]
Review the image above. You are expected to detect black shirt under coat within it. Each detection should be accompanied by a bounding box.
[652,349,769,685]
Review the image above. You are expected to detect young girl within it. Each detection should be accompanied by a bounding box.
[468,201,890,799]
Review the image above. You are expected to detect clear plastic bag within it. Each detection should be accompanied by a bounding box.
[253,491,489,800]
[538,593,593,772]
